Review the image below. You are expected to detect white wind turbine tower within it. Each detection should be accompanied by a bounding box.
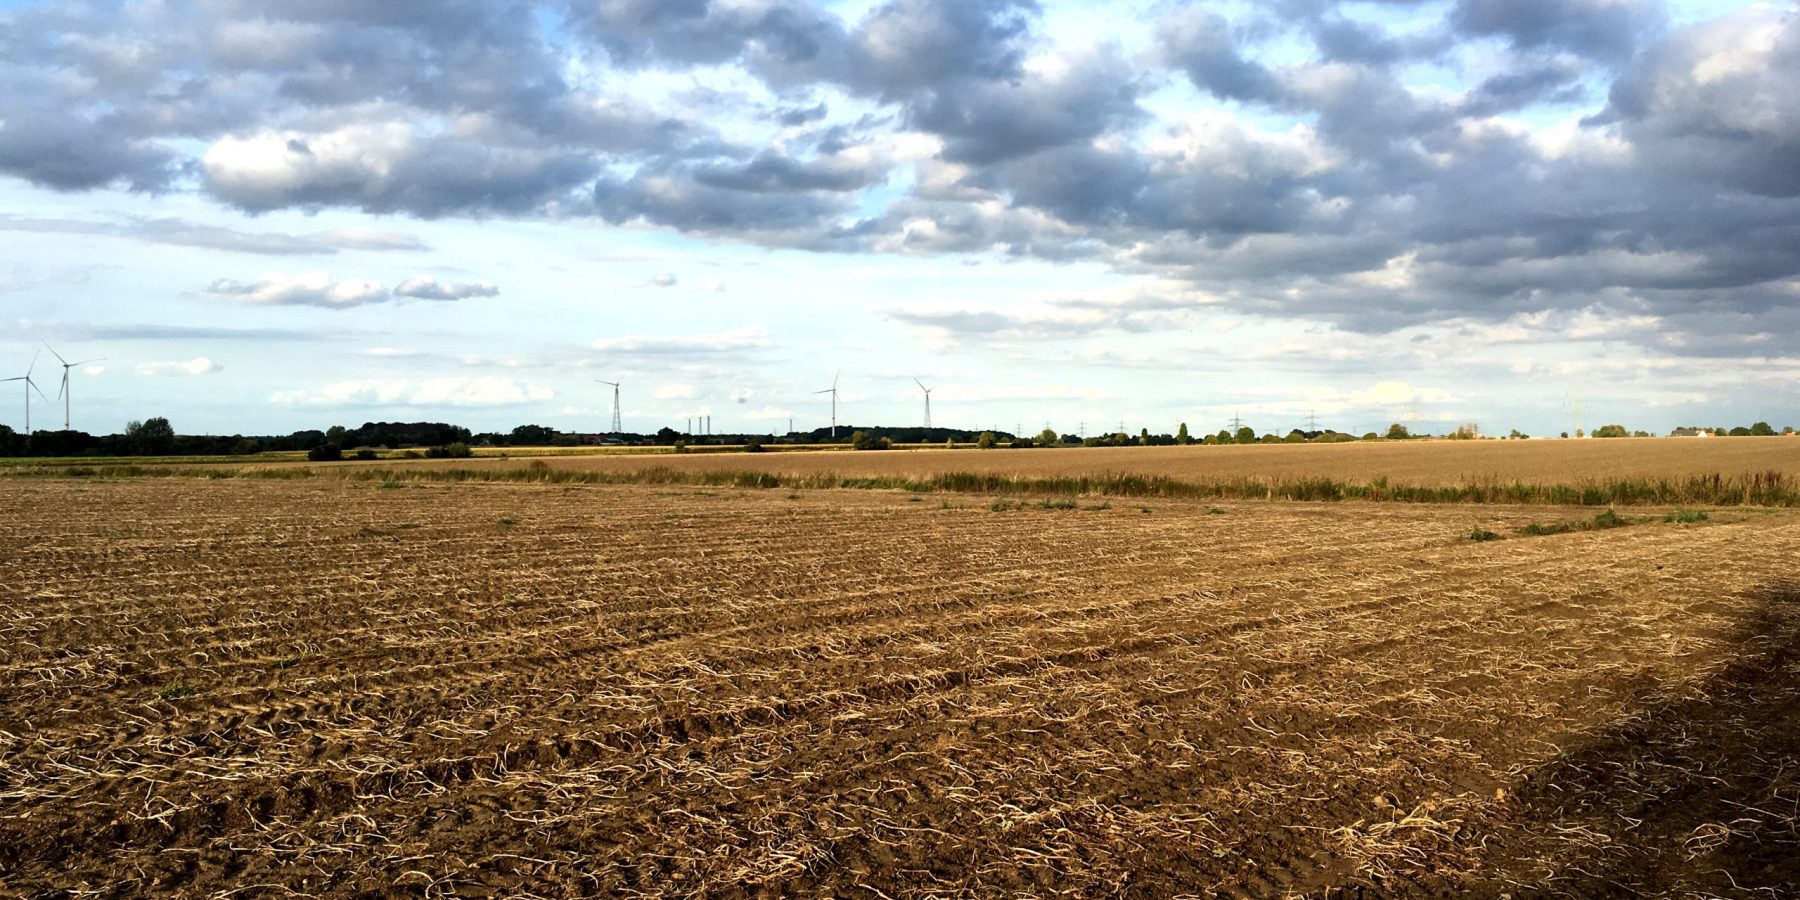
[2,351,49,434]
[814,371,840,438]
[42,343,104,431]
[914,378,933,429]
[596,379,622,432]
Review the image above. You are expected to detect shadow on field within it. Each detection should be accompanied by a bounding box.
[1465,581,1800,897]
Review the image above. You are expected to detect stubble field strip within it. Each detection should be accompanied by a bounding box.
[1,478,1795,897]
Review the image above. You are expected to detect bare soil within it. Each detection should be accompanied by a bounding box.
[1,478,1795,897]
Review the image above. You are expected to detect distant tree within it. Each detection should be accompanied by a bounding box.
[851,430,892,451]
[1234,426,1256,444]
[1729,426,1753,437]
[976,431,998,449]
[1449,422,1479,440]
[1215,429,1232,444]
[1751,422,1776,436]
[510,424,559,445]
[1560,431,1570,439]
[0,424,21,456]
[325,425,348,446]
[1575,428,1585,438]
[308,443,343,462]
[1177,423,1191,445]
[1786,426,1796,435]
[1361,432,1379,441]
[1386,423,1411,440]
[655,426,680,444]
[1507,429,1526,439]
[1593,424,1629,438]
[1036,427,1060,447]
[123,417,177,455]
[743,438,765,453]
[1284,429,1306,443]
[1139,428,1151,445]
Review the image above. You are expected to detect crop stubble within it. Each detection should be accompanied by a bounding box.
[0,478,1796,897]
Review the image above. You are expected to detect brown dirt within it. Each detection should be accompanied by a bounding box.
[374,435,1800,486]
[1,477,1796,897]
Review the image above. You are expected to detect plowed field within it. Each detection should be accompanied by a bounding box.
[382,435,1800,486]
[2,478,1797,897]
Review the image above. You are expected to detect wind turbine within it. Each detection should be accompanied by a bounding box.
[2,351,49,434]
[42,343,105,431]
[596,379,622,432]
[914,378,933,429]
[813,371,840,439]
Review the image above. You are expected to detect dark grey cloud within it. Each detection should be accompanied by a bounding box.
[1451,0,1664,63]
[1156,10,1285,103]
[2,0,1798,357]
[0,109,178,193]
[592,161,856,234]
[1463,58,1587,115]
[906,49,1144,165]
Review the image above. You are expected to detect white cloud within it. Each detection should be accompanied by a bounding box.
[648,273,677,287]
[1348,381,1457,406]
[270,376,553,407]
[364,347,421,358]
[589,326,773,357]
[655,383,697,399]
[204,272,387,307]
[83,365,107,376]
[394,275,499,300]
[134,357,222,376]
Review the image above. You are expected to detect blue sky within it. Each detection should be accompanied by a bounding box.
[1,0,1795,437]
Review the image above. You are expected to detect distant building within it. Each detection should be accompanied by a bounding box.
[1669,427,1713,437]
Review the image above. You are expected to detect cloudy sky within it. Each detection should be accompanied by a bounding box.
[1,0,1795,437]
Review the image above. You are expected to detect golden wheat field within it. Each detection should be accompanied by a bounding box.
[2,473,1797,898]
[387,436,1800,487]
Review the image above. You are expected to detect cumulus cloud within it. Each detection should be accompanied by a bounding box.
[135,357,223,376]
[205,273,387,308]
[270,376,554,408]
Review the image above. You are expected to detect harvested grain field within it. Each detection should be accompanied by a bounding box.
[376,435,1800,487]
[2,477,1798,897]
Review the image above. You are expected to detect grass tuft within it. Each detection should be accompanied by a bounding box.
[157,682,200,700]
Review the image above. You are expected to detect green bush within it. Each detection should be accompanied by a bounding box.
[425,442,473,459]
[307,443,343,462]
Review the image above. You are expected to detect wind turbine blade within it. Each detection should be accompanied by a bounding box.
[58,372,68,401]
[70,358,105,366]
[812,389,833,395]
[29,379,48,402]
[0,376,20,383]
[41,341,67,366]
[27,350,39,377]
[832,370,839,390]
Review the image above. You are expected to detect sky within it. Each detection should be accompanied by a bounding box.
[0,0,1795,438]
